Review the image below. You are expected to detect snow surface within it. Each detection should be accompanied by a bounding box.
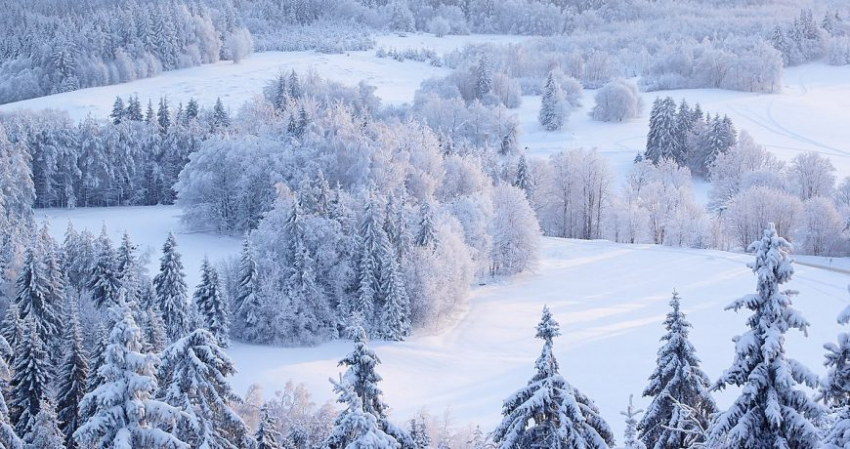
[3,34,849,180]
[0,34,532,121]
[35,205,850,439]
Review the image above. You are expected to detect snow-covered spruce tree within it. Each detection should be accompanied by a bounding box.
[376,252,411,342]
[708,223,823,449]
[23,398,64,449]
[153,232,189,343]
[354,195,386,333]
[337,327,414,449]
[56,305,89,449]
[0,302,21,353]
[324,376,398,449]
[116,231,141,303]
[14,242,61,343]
[142,303,168,354]
[409,415,430,449]
[638,291,716,449]
[539,70,566,132]
[89,226,121,309]
[0,389,21,449]
[622,395,646,449]
[38,224,65,332]
[255,406,282,449]
[74,297,186,449]
[281,198,332,343]
[821,292,850,448]
[493,306,615,449]
[194,256,230,348]
[645,97,682,165]
[415,201,437,248]
[10,316,51,437]
[82,323,109,402]
[233,237,263,343]
[158,329,251,449]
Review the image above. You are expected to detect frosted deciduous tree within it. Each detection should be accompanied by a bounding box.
[638,292,716,449]
[796,197,844,256]
[726,186,802,249]
[590,79,642,122]
[788,151,836,201]
[493,307,615,449]
[709,224,823,449]
[153,232,189,343]
[489,184,540,276]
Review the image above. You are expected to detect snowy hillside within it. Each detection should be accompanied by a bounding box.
[36,205,850,438]
[4,35,850,180]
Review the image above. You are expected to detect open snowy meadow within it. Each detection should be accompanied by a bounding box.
[35,205,850,437]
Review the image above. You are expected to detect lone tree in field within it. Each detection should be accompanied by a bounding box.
[539,71,566,132]
[638,291,717,449]
[708,223,823,449]
[493,306,615,449]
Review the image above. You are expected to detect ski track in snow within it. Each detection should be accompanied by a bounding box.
[35,206,850,439]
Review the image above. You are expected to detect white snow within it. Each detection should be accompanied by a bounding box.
[0,34,532,122]
[34,205,850,439]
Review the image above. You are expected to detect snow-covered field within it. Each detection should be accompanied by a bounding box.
[35,206,850,438]
[0,34,531,121]
[20,32,850,440]
[3,34,850,181]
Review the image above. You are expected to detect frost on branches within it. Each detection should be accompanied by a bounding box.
[638,291,716,449]
[74,298,186,449]
[708,223,824,449]
[493,306,615,449]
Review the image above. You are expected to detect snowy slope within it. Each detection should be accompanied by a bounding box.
[35,205,850,440]
[3,33,849,178]
[0,34,532,122]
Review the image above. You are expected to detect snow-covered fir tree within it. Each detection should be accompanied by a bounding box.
[376,252,411,341]
[116,231,141,303]
[645,97,682,165]
[153,232,189,343]
[336,326,414,448]
[158,329,252,449]
[821,291,850,448]
[111,96,126,125]
[622,395,646,449]
[194,256,230,348]
[23,399,64,449]
[493,306,615,449]
[233,237,264,343]
[409,415,430,449]
[14,242,61,343]
[324,376,399,449]
[281,199,331,343]
[638,291,716,449]
[89,226,121,309]
[74,297,186,448]
[10,316,51,438]
[354,195,386,333]
[56,304,89,449]
[539,71,565,132]
[212,98,230,130]
[255,406,282,449]
[0,389,21,449]
[708,223,824,449]
[415,202,437,248]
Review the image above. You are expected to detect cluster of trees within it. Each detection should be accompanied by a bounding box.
[0,221,258,448]
[0,0,251,104]
[0,95,230,209]
[232,223,850,449]
[771,8,830,67]
[644,96,737,178]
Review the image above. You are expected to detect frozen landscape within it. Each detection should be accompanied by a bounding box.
[4,1,850,448]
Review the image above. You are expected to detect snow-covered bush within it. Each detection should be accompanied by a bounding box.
[428,16,451,37]
[590,79,642,122]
